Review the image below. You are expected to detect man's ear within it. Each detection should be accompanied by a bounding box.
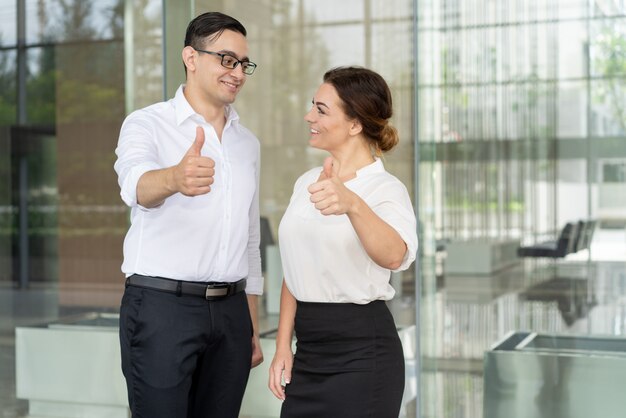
[182,46,197,73]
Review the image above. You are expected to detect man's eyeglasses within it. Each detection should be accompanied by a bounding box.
[194,48,257,75]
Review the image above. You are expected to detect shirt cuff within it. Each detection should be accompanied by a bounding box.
[392,231,418,272]
[245,276,264,295]
[119,162,162,210]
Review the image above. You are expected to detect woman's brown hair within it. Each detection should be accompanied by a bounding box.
[323,66,399,155]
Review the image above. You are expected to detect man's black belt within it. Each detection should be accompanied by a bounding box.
[126,274,247,300]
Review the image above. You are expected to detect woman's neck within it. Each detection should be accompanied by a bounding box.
[330,139,376,180]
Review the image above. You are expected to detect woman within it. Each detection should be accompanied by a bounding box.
[268,66,418,418]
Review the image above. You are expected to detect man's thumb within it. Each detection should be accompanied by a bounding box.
[187,126,205,156]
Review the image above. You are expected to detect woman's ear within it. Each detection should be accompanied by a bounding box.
[349,119,363,136]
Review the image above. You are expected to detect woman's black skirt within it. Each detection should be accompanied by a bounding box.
[281,300,405,418]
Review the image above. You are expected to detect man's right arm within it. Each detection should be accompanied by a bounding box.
[136,126,215,208]
[136,168,177,208]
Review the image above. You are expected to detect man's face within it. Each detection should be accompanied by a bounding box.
[192,29,250,107]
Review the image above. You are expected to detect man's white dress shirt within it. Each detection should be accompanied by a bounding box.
[278,158,417,304]
[114,85,263,294]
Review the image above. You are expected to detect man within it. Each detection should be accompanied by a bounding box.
[114,12,263,418]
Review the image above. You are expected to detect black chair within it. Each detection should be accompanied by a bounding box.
[517,222,579,258]
[575,219,597,252]
[570,220,585,254]
[260,216,275,273]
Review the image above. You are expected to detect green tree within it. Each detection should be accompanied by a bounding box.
[0,38,17,126]
[592,26,626,133]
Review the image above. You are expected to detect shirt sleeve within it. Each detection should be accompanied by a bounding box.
[245,140,263,295]
[114,113,162,211]
[371,180,418,272]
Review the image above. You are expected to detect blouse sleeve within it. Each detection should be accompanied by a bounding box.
[370,180,418,272]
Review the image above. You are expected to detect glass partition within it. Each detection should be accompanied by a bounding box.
[418,0,626,417]
[196,0,419,415]
[0,0,159,415]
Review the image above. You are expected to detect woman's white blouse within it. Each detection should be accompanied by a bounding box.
[278,158,418,304]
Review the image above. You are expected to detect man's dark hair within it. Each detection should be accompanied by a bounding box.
[184,12,247,50]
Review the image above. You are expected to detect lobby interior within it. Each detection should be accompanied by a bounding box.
[2,0,626,417]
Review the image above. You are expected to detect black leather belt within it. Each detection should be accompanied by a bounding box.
[126,274,247,300]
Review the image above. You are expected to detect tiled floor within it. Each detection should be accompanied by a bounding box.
[2,229,625,418]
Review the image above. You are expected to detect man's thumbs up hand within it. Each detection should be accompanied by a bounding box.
[186,126,205,157]
[171,126,215,196]
[308,156,355,216]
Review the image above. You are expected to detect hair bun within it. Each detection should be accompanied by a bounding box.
[379,123,399,153]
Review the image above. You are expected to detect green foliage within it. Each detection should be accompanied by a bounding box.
[0,48,16,126]
[592,26,626,133]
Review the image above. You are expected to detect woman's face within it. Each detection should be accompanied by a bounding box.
[304,83,355,152]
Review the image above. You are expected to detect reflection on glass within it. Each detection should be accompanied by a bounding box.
[314,25,365,67]
[302,0,364,23]
[11,127,58,283]
[557,81,587,138]
[25,0,123,44]
[437,0,563,29]
[558,21,587,80]
[591,79,626,136]
[0,0,17,46]
[26,47,56,124]
[0,132,10,283]
[371,0,412,20]
[417,1,626,416]
[591,1,626,17]
[591,19,626,78]
[0,50,16,284]
[0,50,16,125]
[53,37,126,306]
[559,0,590,19]
[127,0,163,110]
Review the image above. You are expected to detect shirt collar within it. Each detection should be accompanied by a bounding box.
[355,157,385,177]
[172,84,240,127]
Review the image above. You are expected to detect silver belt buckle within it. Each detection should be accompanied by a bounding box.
[205,284,229,299]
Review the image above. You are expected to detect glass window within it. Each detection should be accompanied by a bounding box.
[314,24,366,67]
[0,49,16,126]
[591,1,626,17]
[11,127,58,283]
[25,0,123,44]
[558,21,588,80]
[302,0,364,23]
[0,0,16,46]
[417,29,441,86]
[126,0,163,110]
[590,79,626,137]
[419,1,626,417]
[26,47,56,124]
[602,161,626,183]
[418,87,441,141]
[371,0,412,20]
[590,18,626,78]
[560,0,589,19]
[0,59,12,280]
[216,2,418,416]
[557,81,588,139]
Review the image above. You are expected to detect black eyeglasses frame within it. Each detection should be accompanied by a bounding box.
[194,48,257,75]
